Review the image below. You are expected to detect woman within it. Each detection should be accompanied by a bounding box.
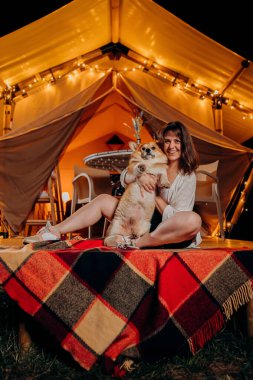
[24,121,202,248]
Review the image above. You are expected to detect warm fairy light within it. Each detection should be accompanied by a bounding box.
[2,55,253,119]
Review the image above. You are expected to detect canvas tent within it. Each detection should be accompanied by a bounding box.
[0,0,252,235]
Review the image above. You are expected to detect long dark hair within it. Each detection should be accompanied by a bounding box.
[156,121,199,174]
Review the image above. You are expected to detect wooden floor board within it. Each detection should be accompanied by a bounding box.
[0,236,252,249]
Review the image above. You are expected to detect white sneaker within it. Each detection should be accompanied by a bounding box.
[186,232,202,248]
[23,221,60,244]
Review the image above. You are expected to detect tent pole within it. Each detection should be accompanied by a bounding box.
[212,96,223,134]
[212,60,250,134]
[220,60,250,95]
[111,0,120,43]
[0,87,15,236]
[1,87,15,136]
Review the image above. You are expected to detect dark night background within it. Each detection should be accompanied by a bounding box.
[0,0,252,240]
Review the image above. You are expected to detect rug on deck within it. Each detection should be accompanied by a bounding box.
[0,238,253,373]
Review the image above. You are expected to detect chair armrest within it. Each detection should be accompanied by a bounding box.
[72,172,90,184]
[196,170,218,183]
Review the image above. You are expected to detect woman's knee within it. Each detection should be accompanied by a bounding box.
[186,212,202,236]
[95,193,114,203]
[95,194,119,218]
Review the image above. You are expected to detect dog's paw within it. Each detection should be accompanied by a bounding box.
[104,236,118,247]
[132,163,146,177]
[159,175,170,188]
[137,164,146,173]
[104,234,126,247]
[160,181,170,188]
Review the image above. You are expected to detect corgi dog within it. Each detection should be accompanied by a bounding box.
[104,141,170,247]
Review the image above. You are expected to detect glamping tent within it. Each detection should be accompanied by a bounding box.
[0,0,252,236]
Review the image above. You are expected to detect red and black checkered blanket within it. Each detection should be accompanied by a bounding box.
[0,239,253,373]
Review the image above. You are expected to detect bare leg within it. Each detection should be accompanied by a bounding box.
[135,211,201,248]
[52,194,119,236]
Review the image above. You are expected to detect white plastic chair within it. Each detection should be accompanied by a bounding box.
[195,161,225,240]
[70,167,112,238]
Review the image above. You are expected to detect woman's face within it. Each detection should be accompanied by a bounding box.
[163,130,182,163]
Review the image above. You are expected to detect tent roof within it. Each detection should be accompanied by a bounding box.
[0,0,252,144]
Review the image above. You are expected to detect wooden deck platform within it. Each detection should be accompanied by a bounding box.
[0,236,253,249]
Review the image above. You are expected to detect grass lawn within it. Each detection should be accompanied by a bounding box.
[1,286,253,380]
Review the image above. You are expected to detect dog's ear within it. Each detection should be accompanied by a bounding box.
[129,141,138,151]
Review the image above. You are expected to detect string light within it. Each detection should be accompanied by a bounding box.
[0,52,252,118]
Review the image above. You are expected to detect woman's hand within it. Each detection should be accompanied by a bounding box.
[137,173,157,192]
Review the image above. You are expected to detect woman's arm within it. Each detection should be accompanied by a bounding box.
[155,195,167,214]
[120,168,136,186]
[120,169,157,192]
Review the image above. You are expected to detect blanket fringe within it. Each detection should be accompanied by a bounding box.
[188,309,224,354]
[188,280,253,355]
[222,280,253,320]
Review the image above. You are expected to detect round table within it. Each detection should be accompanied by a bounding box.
[83,149,132,172]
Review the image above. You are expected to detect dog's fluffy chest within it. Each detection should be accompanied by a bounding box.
[123,181,155,202]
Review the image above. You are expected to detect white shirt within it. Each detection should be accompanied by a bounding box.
[159,171,196,221]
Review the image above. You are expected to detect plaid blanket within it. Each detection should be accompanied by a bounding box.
[0,239,253,373]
